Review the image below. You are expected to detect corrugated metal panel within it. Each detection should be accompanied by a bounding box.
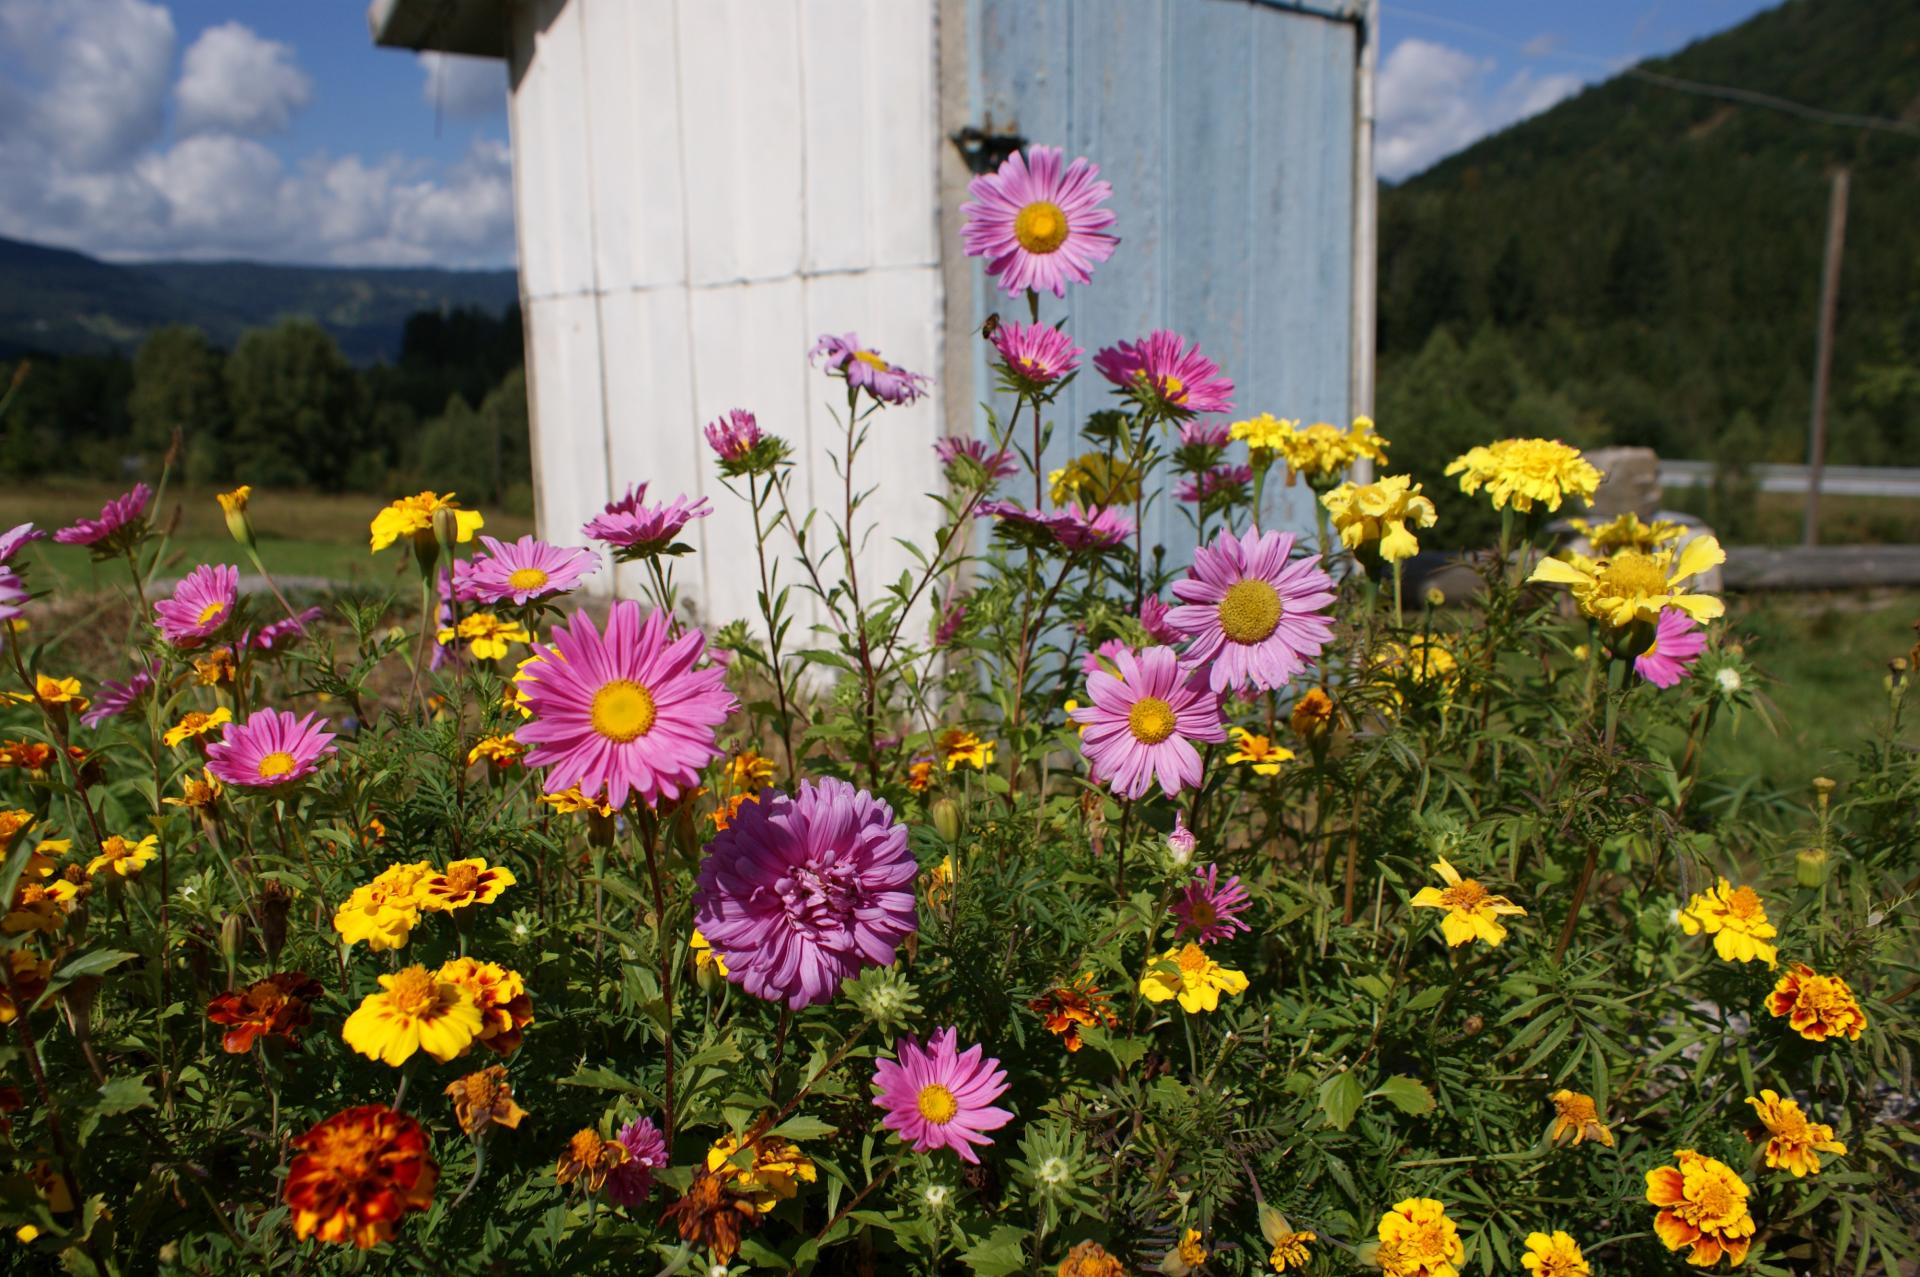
[965,0,1357,559]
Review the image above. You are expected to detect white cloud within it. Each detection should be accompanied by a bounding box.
[0,0,175,169]
[420,52,505,120]
[174,21,313,137]
[1376,37,1584,180]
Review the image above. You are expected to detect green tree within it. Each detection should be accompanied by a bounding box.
[224,319,366,489]
[128,325,228,462]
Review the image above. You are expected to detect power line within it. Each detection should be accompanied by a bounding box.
[1383,3,1920,140]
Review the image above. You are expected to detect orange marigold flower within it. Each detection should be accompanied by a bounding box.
[0,740,52,770]
[1764,963,1866,1043]
[1645,1148,1754,1268]
[0,950,53,1024]
[205,971,322,1053]
[726,750,775,790]
[710,790,759,832]
[1746,1089,1846,1178]
[1290,686,1335,740]
[467,734,523,767]
[284,1105,438,1249]
[556,1127,629,1193]
[437,957,534,1054]
[1546,1089,1614,1147]
[417,857,515,911]
[192,648,236,686]
[1027,973,1118,1052]
[662,1167,760,1265]
[1058,1240,1127,1277]
[907,755,935,792]
[0,808,35,850]
[445,1065,527,1135]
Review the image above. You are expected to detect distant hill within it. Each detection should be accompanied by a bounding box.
[1378,0,1920,481]
[0,235,518,364]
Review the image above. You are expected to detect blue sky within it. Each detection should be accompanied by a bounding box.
[0,0,1778,267]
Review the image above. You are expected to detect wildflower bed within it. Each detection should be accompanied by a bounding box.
[0,144,1913,1277]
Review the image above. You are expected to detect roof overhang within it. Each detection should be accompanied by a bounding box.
[367,0,510,60]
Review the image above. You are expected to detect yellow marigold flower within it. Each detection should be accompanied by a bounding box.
[1049,452,1142,507]
[1139,943,1249,1014]
[1411,858,1526,948]
[1285,417,1388,481]
[437,612,529,661]
[541,787,613,817]
[342,964,483,1066]
[370,491,484,553]
[1058,1240,1127,1277]
[938,728,995,772]
[437,956,533,1054]
[1267,1228,1315,1274]
[3,881,70,934]
[86,834,158,879]
[1227,727,1293,775]
[1230,412,1299,456]
[192,648,236,686]
[709,791,759,831]
[907,755,935,791]
[467,734,523,767]
[1764,963,1866,1043]
[1376,636,1460,703]
[1176,1228,1207,1266]
[691,928,729,978]
[216,486,254,545]
[557,1127,629,1192]
[1321,473,1436,562]
[1528,536,1726,629]
[446,1064,527,1134]
[1569,511,1683,556]
[1678,879,1778,967]
[1746,1089,1845,1177]
[1645,1148,1755,1268]
[1290,687,1335,740]
[1547,1089,1614,1147]
[164,707,233,747]
[333,861,433,952]
[417,858,515,911]
[163,768,224,809]
[1520,1230,1590,1277]
[708,1132,817,1213]
[925,854,955,912]
[35,675,87,709]
[726,750,775,790]
[0,808,34,851]
[0,950,52,1024]
[1445,437,1600,513]
[1376,1197,1464,1277]
[503,651,546,717]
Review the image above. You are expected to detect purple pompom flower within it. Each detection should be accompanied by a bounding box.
[54,484,151,549]
[604,1116,668,1207]
[1070,646,1225,800]
[871,1027,1013,1163]
[1168,528,1335,694]
[205,708,338,790]
[961,145,1118,298]
[1093,332,1234,418]
[463,534,599,606]
[1171,864,1252,942]
[810,333,930,406]
[694,776,918,1010]
[581,484,712,559]
[153,564,238,649]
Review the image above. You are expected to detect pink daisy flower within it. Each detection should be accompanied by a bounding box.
[1169,528,1335,694]
[1081,637,1133,676]
[871,1026,1013,1163]
[464,534,599,606]
[1070,646,1225,800]
[1636,607,1708,688]
[153,563,239,649]
[80,665,154,729]
[605,1116,668,1207]
[961,145,1118,298]
[933,435,1019,481]
[989,321,1083,387]
[694,776,918,1009]
[704,409,763,462]
[1178,420,1233,449]
[581,485,713,559]
[1093,332,1235,418]
[0,523,45,565]
[0,570,23,626]
[517,601,734,811]
[811,333,930,406]
[54,483,151,549]
[1171,864,1252,942]
[205,708,338,790]
[934,597,968,647]
[1054,503,1134,552]
[1176,463,1254,505]
[1139,595,1181,645]
[250,606,325,654]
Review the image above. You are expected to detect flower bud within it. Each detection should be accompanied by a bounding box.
[1462,1013,1485,1036]
[219,912,244,968]
[1166,812,1195,866]
[930,797,961,843]
[1424,586,1446,608]
[216,486,255,549]
[1795,847,1830,889]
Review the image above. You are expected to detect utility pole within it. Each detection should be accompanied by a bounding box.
[1803,167,1849,547]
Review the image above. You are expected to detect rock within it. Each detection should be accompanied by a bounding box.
[1584,447,1661,519]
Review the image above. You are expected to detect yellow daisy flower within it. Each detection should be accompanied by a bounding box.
[1527,536,1725,629]
[1321,473,1437,562]
[1138,943,1249,1014]
[342,964,483,1066]
[1569,511,1683,555]
[1410,858,1526,948]
[164,707,233,747]
[437,612,529,661]
[1745,1089,1846,1177]
[1226,727,1293,775]
[1678,878,1778,967]
[162,768,224,809]
[938,728,995,772]
[86,834,158,879]
[690,928,729,978]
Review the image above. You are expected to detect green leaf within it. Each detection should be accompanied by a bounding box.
[1319,1070,1364,1130]
[1077,1024,1147,1072]
[556,1066,640,1094]
[769,1114,838,1141]
[52,950,137,983]
[959,1225,1029,1277]
[93,1076,154,1116]
[1372,1075,1436,1116]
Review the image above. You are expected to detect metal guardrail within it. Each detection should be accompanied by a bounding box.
[1660,460,1920,499]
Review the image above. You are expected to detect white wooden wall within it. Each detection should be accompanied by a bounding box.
[506,0,945,631]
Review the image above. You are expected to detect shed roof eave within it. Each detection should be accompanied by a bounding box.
[368,0,511,60]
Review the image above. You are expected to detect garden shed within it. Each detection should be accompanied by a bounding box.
[369,0,1377,624]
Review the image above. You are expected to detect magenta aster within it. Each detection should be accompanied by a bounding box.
[1053,502,1133,552]
[581,484,713,559]
[153,563,238,649]
[1636,607,1708,688]
[464,534,599,606]
[933,435,1019,481]
[517,601,733,810]
[961,145,1118,298]
[810,333,930,406]
[990,321,1083,387]
[872,1027,1013,1163]
[704,408,763,462]
[934,597,968,647]
[1178,420,1233,449]
[1168,528,1335,694]
[1176,463,1254,505]
[1139,595,1180,645]
[605,1116,668,1207]
[53,483,151,549]
[0,523,45,565]
[250,606,325,654]
[204,708,338,790]
[1081,637,1133,676]
[1172,864,1252,942]
[80,665,155,729]
[1093,331,1234,418]
[694,776,918,1010]
[1070,645,1225,799]
[0,570,22,627]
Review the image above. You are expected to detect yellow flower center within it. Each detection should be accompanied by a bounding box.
[1013,200,1069,253]
[1218,579,1283,644]
[1725,885,1764,922]
[195,601,226,625]
[256,751,298,780]
[916,1083,959,1125]
[460,1072,498,1108]
[567,1128,606,1165]
[442,863,480,897]
[1127,696,1177,745]
[387,966,438,1015]
[1555,1093,1598,1123]
[1160,372,1187,402]
[507,567,549,591]
[853,349,891,372]
[1693,1178,1738,1222]
[591,679,657,742]
[1175,944,1209,975]
[1598,552,1670,600]
[1439,879,1488,910]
